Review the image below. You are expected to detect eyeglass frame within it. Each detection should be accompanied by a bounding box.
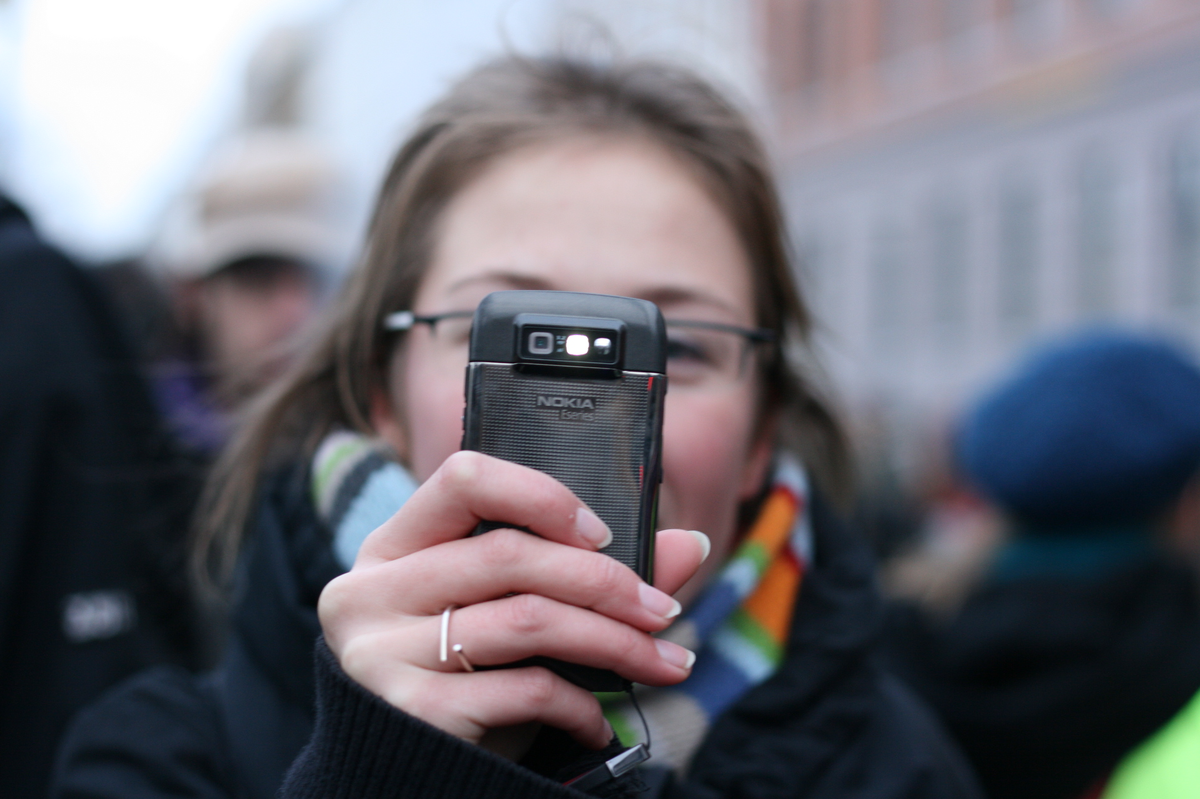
[382,310,776,390]
[383,309,774,344]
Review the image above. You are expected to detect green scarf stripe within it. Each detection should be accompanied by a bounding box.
[728,608,783,663]
[603,706,641,747]
[313,439,366,503]
[730,540,771,577]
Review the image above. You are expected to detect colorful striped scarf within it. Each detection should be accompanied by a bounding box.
[602,457,812,773]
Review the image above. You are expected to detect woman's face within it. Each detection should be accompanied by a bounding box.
[377,135,772,603]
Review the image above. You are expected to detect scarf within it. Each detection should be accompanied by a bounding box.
[312,431,418,570]
[601,457,811,772]
[311,432,812,773]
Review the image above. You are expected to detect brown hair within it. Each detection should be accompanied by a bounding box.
[195,54,850,589]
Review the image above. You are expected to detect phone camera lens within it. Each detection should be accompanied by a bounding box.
[529,331,555,355]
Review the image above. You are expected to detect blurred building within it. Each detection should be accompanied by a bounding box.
[760,0,1200,452]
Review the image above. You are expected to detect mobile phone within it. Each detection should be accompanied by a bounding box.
[462,290,667,692]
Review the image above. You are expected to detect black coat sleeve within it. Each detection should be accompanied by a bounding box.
[285,640,979,799]
[280,640,642,799]
[652,670,981,799]
[51,668,235,799]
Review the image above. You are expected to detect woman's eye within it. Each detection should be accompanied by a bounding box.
[435,319,473,345]
[667,337,713,364]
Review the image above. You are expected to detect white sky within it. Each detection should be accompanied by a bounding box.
[0,0,756,263]
[2,0,341,261]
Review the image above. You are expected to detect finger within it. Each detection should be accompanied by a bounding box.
[344,527,681,630]
[419,594,695,686]
[357,451,612,566]
[395,668,613,749]
[653,528,710,596]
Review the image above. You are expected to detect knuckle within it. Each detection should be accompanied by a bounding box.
[535,480,579,522]
[503,593,552,637]
[611,628,645,665]
[516,668,559,708]
[480,528,527,569]
[439,450,482,489]
[317,575,349,623]
[317,571,370,637]
[590,554,628,599]
[336,633,377,681]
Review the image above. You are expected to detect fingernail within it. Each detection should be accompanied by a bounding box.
[655,639,696,670]
[575,507,612,549]
[688,531,711,563]
[639,583,682,620]
[603,718,615,742]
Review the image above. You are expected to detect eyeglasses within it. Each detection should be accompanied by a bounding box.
[384,310,774,390]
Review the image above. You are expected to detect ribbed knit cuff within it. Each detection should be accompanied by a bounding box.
[280,638,591,799]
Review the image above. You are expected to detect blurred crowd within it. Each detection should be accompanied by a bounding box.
[4,7,1200,799]
[0,123,341,796]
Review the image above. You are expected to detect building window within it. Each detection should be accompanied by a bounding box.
[1075,147,1120,318]
[941,0,977,37]
[870,218,910,355]
[766,0,835,101]
[928,190,970,349]
[801,0,831,92]
[1168,127,1200,312]
[997,178,1040,337]
[878,0,921,61]
[940,0,989,63]
[1086,0,1140,19]
[1009,0,1063,50]
[797,225,841,319]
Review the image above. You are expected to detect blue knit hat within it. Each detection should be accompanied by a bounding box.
[957,329,1200,527]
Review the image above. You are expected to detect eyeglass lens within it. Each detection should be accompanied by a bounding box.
[416,316,754,389]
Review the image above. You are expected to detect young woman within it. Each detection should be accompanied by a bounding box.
[54,56,981,799]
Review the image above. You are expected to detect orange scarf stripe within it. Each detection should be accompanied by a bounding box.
[745,487,798,553]
[741,488,805,643]
[743,555,803,642]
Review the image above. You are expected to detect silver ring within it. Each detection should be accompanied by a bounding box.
[452,643,475,672]
[439,606,474,672]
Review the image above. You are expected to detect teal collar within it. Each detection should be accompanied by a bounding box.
[990,525,1155,583]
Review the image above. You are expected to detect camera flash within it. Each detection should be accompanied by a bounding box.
[593,337,612,355]
[565,334,590,356]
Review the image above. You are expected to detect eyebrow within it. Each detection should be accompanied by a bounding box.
[445,271,552,295]
[443,269,748,321]
[635,286,747,321]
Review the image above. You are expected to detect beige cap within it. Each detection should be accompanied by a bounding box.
[159,129,343,279]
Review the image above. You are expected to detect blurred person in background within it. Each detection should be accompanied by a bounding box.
[0,194,205,798]
[142,129,339,456]
[883,330,1200,799]
[53,54,982,799]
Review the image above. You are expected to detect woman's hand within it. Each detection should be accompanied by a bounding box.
[318,450,709,750]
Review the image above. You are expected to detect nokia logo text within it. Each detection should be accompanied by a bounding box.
[536,396,597,410]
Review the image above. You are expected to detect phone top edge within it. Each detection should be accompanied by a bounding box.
[470,290,667,373]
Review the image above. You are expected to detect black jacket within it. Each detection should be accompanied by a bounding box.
[0,197,201,797]
[883,556,1200,799]
[55,462,982,799]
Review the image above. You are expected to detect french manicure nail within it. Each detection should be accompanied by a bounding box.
[688,530,711,563]
[639,583,682,620]
[655,639,696,670]
[575,507,613,549]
